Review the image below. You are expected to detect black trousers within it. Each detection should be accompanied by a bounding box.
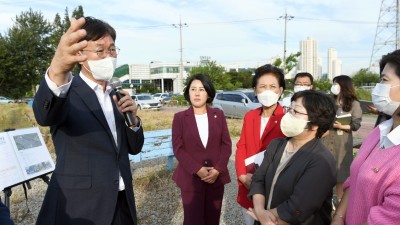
[111,191,135,225]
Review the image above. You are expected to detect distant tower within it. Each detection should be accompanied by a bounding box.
[299,37,320,79]
[369,0,400,71]
[328,48,342,80]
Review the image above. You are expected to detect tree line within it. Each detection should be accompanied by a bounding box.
[0,6,84,99]
[185,60,380,101]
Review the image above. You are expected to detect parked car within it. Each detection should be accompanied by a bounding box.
[153,93,170,102]
[162,96,171,104]
[213,90,261,118]
[132,94,162,110]
[0,96,13,104]
[13,97,34,104]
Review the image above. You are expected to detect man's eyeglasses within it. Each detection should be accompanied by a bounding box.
[81,47,120,57]
[294,83,311,87]
[283,106,308,116]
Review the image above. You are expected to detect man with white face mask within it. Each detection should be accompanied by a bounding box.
[281,72,314,107]
[33,17,144,225]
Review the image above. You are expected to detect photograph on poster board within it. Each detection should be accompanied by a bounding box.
[0,127,55,190]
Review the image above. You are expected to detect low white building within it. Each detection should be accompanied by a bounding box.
[114,60,247,93]
[115,61,194,94]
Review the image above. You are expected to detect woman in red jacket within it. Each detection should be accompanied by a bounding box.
[235,64,286,225]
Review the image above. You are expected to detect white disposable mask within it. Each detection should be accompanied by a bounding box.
[257,90,280,107]
[280,112,309,137]
[330,84,340,95]
[84,57,117,81]
[372,83,400,116]
[293,85,311,93]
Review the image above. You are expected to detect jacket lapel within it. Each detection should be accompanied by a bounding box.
[260,105,285,141]
[253,108,262,150]
[282,138,319,171]
[72,76,118,152]
[185,106,206,149]
[206,107,218,149]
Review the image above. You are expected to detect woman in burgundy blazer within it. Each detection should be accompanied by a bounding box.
[172,74,232,225]
[235,64,286,225]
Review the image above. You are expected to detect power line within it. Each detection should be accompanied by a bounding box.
[120,16,376,30]
[295,17,376,24]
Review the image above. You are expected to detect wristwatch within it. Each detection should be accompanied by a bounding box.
[130,116,142,132]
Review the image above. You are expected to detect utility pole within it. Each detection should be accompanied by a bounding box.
[173,16,188,94]
[370,0,400,70]
[279,12,294,74]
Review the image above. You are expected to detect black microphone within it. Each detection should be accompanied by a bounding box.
[110,77,135,127]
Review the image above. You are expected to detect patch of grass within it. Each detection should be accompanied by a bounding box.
[0,104,33,130]
[226,118,243,137]
[134,169,172,191]
[0,104,53,153]
[137,110,175,131]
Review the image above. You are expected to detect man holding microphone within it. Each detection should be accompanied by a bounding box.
[33,17,144,225]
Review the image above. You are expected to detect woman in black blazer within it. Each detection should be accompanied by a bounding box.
[248,90,337,225]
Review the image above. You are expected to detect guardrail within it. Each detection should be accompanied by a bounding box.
[129,129,174,171]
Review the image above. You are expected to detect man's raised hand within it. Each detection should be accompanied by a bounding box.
[48,17,88,85]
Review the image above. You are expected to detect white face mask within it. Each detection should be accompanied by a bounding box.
[293,85,311,93]
[372,83,400,116]
[330,84,340,95]
[257,90,280,107]
[280,112,309,137]
[84,57,117,81]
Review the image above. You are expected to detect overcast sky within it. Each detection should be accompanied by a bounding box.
[0,0,391,75]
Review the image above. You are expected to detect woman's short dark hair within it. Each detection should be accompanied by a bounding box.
[291,90,336,138]
[184,74,216,104]
[380,49,400,78]
[332,75,357,112]
[252,64,286,91]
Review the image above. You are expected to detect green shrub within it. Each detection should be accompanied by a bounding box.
[356,89,372,101]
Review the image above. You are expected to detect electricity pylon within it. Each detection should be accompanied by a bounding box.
[370,0,400,70]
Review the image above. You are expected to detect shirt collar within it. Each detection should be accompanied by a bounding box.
[379,118,400,149]
[79,72,112,93]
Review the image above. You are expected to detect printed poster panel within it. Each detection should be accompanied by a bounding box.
[0,127,55,189]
